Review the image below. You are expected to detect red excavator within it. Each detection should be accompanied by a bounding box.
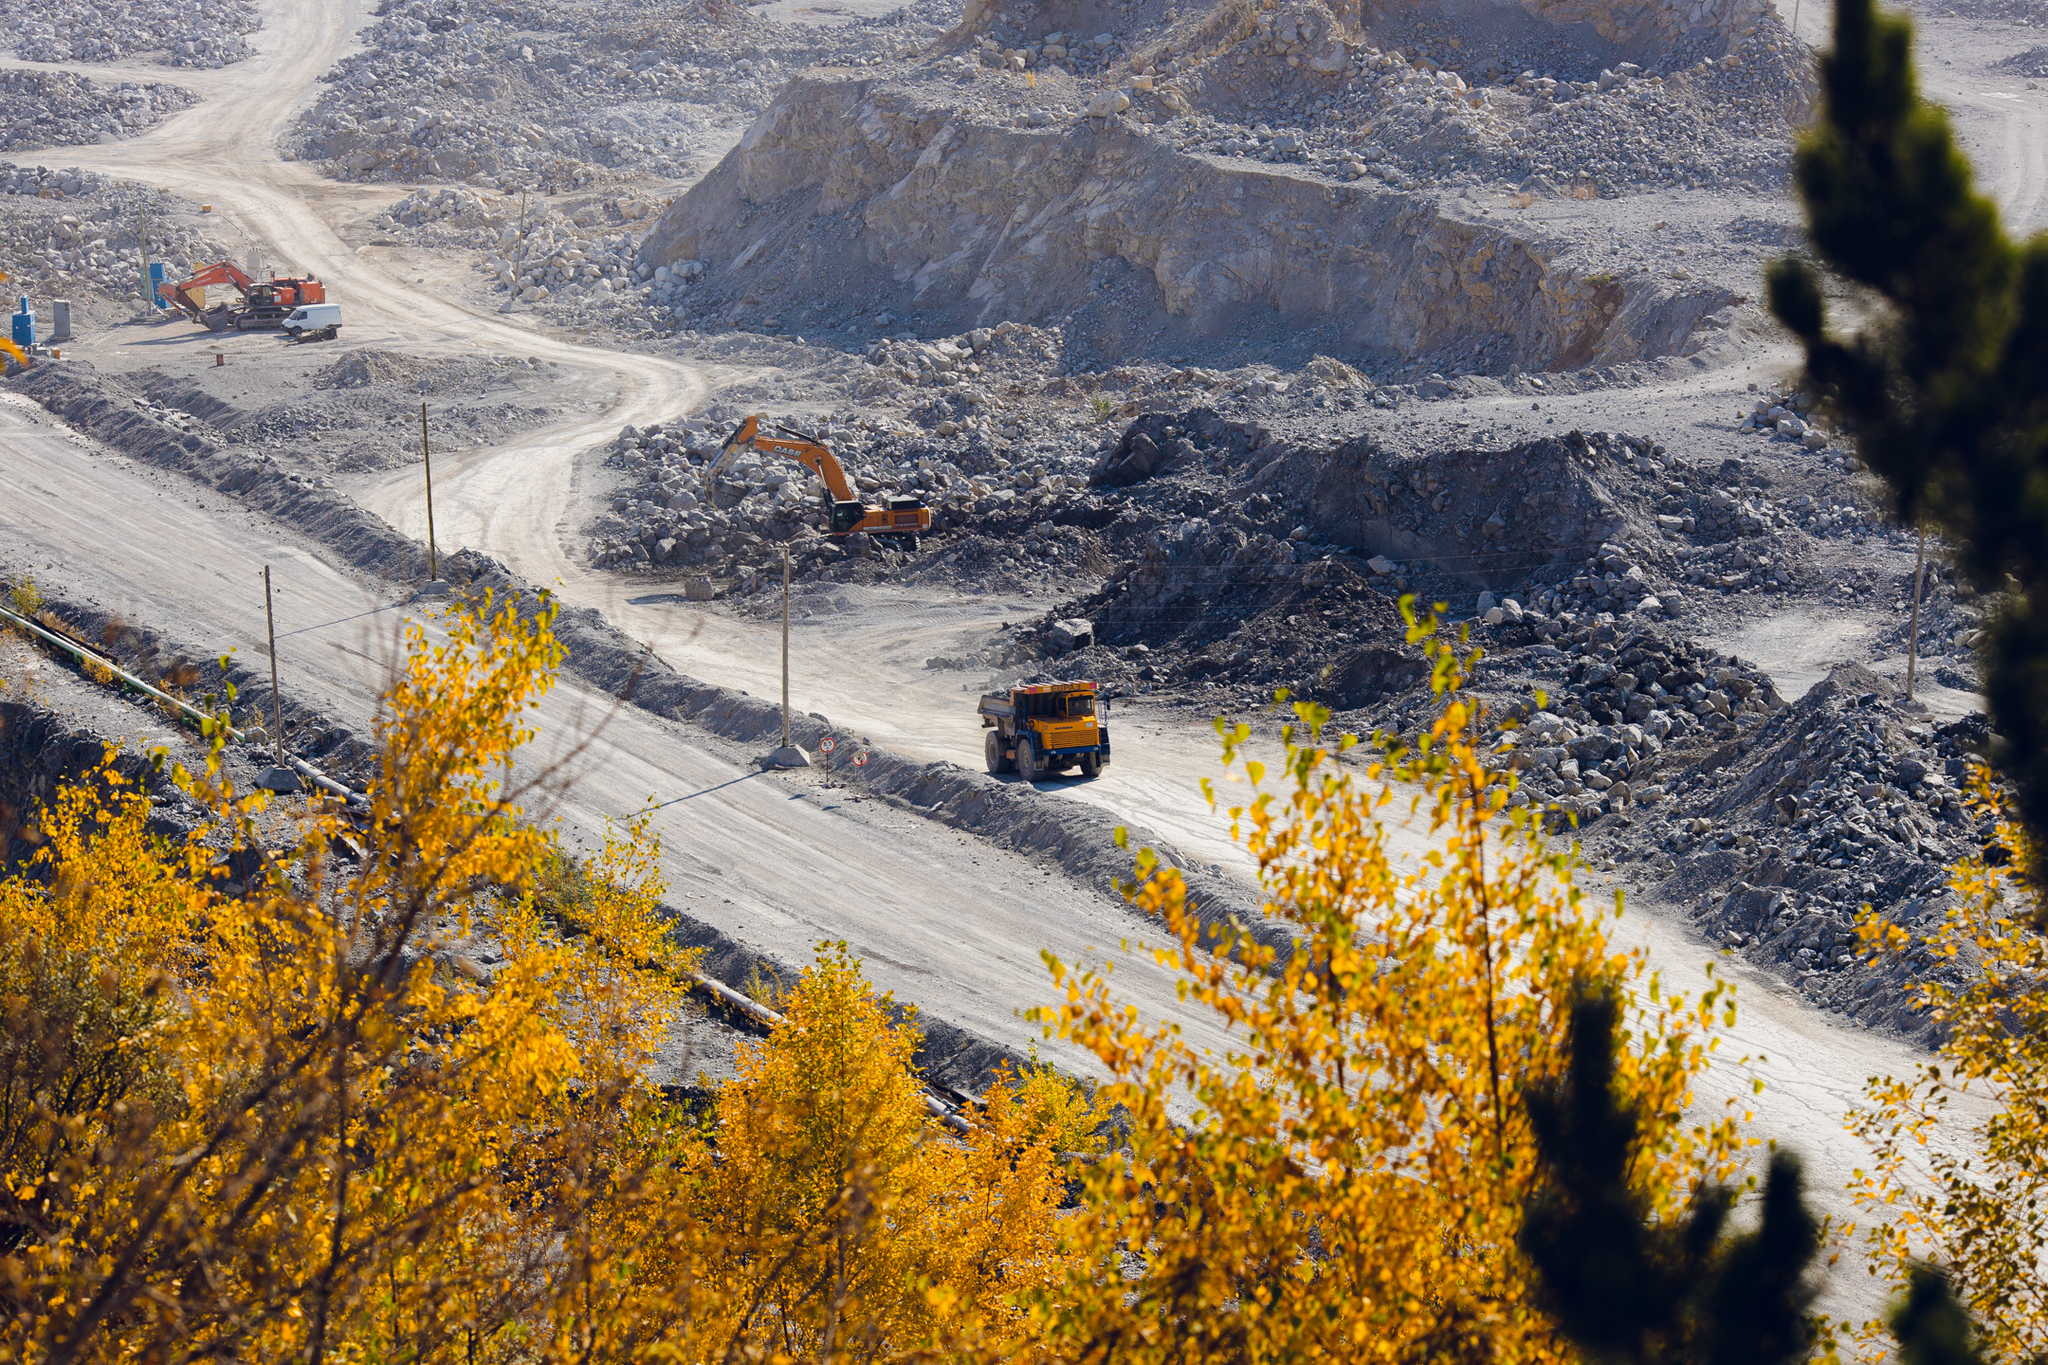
[162,261,327,332]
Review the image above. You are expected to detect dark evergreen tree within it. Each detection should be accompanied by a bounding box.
[1521,990,1819,1364]
[1524,990,1995,1365]
[1768,0,2048,908]
[1890,1266,1987,1365]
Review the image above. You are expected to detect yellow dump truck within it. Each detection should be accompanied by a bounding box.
[979,681,1111,780]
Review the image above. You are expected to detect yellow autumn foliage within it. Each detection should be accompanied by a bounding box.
[0,593,1081,1365]
[1017,609,1748,1365]
[0,591,1787,1364]
[675,946,1078,1359]
[1848,779,2048,1361]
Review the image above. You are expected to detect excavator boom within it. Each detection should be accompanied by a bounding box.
[700,413,930,543]
[163,260,254,321]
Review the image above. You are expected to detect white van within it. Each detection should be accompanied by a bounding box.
[281,303,342,339]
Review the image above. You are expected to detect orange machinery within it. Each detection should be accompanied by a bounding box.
[702,414,931,543]
[163,261,328,332]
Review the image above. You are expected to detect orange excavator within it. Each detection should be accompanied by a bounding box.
[703,414,931,543]
[162,261,327,332]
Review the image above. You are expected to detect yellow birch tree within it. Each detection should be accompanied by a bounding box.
[1847,780,2048,1362]
[1018,608,1750,1365]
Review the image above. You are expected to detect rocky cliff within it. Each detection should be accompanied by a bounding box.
[639,74,1736,371]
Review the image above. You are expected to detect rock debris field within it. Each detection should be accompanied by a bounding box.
[0,162,231,334]
[0,71,195,155]
[0,0,261,67]
[285,0,949,192]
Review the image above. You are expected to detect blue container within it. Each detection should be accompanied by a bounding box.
[9,296,32,349]
[149,261,168,309]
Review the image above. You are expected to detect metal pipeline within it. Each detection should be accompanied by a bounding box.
[681,967,969,1132]
[0,599,369,808]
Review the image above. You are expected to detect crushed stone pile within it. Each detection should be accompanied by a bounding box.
[1998,43,2048,77]
[587,403,1052,581]
[0,70,196,154]
[0,163,229,307]
[0,0,260,67]
[1658,662,1998,1039]
[1013,0,1818,196]
[286,0,942,190]
[119,351,568,473]
[637,0,1807,372]
[1354,624,1996,1036]
[584,323,1148,579]
[359,184,678,333]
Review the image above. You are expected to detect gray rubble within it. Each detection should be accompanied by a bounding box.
[0,71,196,155]
[0,0,261,67]
[284,0,942,189]
[0,163,231,314]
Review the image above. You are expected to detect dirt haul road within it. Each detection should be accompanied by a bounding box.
[8,0,1993,1324]
[0,387,1262,1092]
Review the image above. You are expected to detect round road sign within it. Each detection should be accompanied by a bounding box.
[818,736,838,754]
[852,750,870,768]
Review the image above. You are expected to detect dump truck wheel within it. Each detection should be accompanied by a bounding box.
[1015,737,1038,782]
[985,731,1014,775]
[1079,754,1101,778]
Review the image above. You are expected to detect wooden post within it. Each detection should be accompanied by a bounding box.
[263,565,283,768]
[421,401,438,581]
[781,543,791,749]
[1906,526,1927,701]
[137,203,152,316]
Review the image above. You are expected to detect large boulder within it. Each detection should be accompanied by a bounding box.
[1092,409,1263,487]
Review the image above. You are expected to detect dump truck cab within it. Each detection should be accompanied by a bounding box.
[978,681,1110,781]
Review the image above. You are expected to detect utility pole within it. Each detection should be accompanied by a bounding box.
[263,565,284,768]
[1906,526,1927,701]
[515,188,529,285]
[137,201,153,317]
[421,401,439,581]
[782,543,792,749]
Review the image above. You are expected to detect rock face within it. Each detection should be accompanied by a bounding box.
[639,75,1734,371]
[1297,430,1628,587]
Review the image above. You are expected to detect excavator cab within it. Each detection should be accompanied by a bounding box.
[829,497,867,535]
